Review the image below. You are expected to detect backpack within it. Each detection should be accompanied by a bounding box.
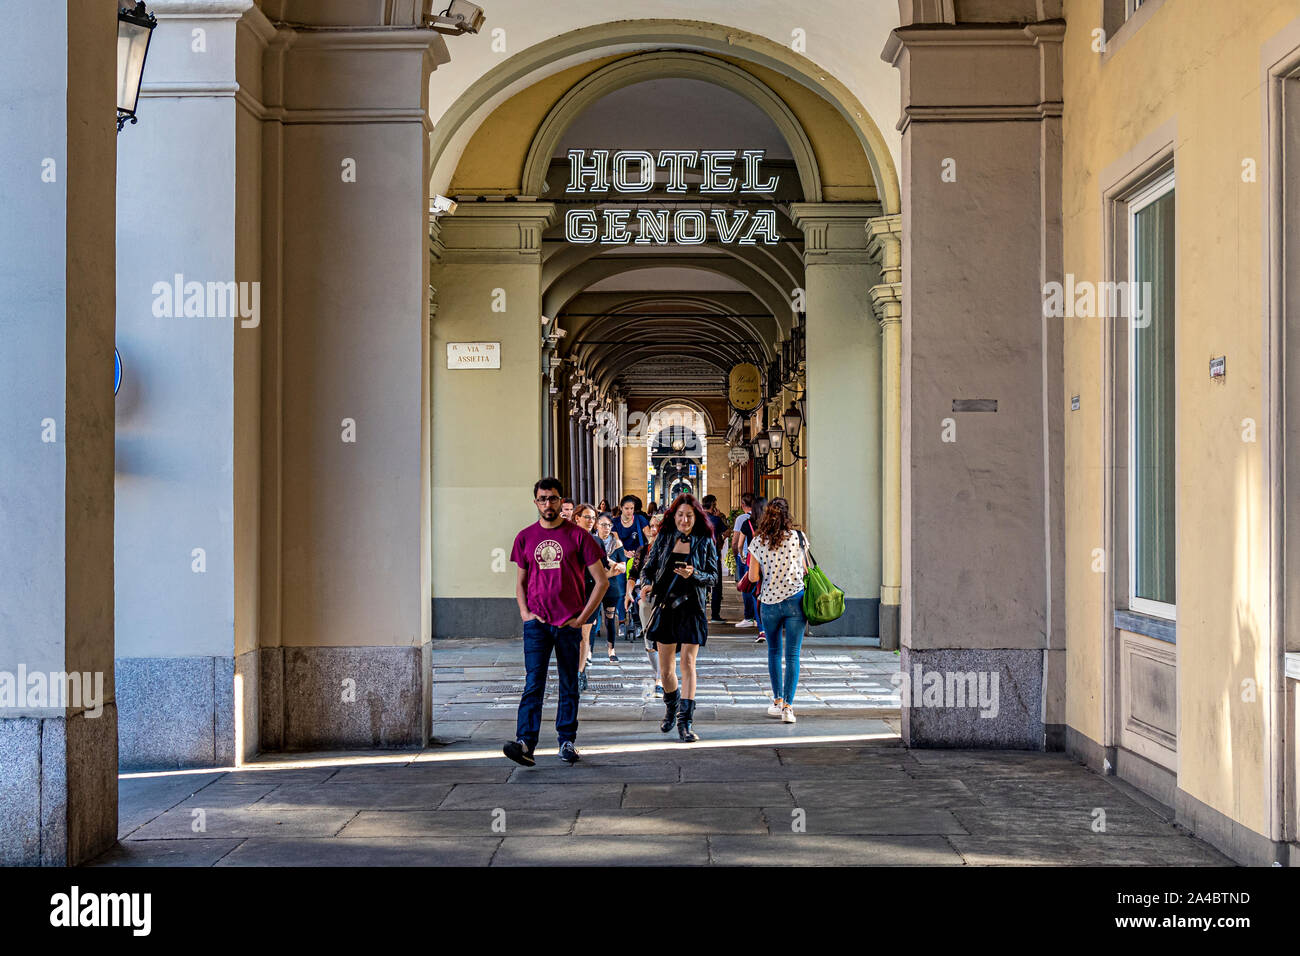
[796,531,844,626]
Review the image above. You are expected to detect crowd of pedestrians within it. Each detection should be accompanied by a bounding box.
[505,476,818,765]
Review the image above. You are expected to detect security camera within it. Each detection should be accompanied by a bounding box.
[428,1,485,35]
[430,194,458,216]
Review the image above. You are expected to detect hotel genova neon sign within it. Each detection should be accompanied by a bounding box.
[563,149,780,245]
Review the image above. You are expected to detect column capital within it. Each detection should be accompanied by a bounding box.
[788,202,882,265]
[866,214,903,286]
[435,203,558,265]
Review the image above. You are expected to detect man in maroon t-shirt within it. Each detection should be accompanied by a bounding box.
[504,477,608,767]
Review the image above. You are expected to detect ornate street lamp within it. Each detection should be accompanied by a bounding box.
[783,402,803,440]
[767,424,784,451]
[117,2,157,133]
[755,433,771,457]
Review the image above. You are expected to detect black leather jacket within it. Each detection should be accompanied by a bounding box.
[641,531,720,614]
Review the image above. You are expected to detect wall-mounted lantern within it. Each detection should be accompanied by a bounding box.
[117,2,157,132]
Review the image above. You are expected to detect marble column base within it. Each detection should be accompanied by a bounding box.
[900,646,1044,749]
[0,707,118,865]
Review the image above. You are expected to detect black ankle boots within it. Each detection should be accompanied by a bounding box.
[660,688,679,732]
[676,698,699,743]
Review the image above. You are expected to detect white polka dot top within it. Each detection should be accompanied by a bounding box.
[747,530,810,605]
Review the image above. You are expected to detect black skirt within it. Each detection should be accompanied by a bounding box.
[648,587,708,647]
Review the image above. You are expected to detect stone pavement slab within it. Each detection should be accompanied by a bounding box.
[216,836,503,867]
[623,781,795,808]
[340,810,576,838]
[708,834,964,866]
[252,782,453,811]
[763,806,969,836]
[788,778,978,808]
[947,834,1234,866]
[87,839,245,867]
[493,835,709,866]
[438,782,625,810]
[574,807,768,836]
[950,805,1176,837]
[128,807,357,840]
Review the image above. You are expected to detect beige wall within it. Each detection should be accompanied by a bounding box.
[430,206,554,603]
[1062,0,1300,840]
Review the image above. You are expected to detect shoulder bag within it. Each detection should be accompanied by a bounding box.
[796,531,844,626]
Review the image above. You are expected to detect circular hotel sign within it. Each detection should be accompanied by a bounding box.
[728,363,762,413]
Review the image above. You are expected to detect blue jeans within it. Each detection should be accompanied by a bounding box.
[516,619,582,748]
[607,574,627,625]
[759,592,806,703]
[742,589,759,624]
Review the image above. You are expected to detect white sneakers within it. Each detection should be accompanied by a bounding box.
[766,699,785,717]
[734,618,757,627]
[781,705,796,724]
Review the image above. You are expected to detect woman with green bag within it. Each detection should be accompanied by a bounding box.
[745,498,813,724]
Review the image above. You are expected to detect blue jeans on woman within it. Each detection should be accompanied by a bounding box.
[759,592,806,702]
[742,589,760,624]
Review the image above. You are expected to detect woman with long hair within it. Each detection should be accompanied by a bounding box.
[571,502,605,690]
[638,493,719,741]
[626,513,664,696]
[593,513,628,663]
[745,497,810,723]
[737,496,768,643]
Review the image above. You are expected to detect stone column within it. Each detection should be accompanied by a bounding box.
[263,24,449,747]
[114,0,273,770]
[430,203,556,637]
[868,214,904,651]
[0,0,117,865]
[884,13,1065,748]
[789,203,884,638]
[567,410,579,497]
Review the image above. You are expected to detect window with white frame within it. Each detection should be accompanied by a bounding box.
[1127,172,1176,618]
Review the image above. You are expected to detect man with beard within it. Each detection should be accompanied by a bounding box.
[506,478,608,766]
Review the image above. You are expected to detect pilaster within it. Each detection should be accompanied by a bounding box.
[787,203,883,638]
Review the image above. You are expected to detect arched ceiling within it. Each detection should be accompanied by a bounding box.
[444,44,876,416]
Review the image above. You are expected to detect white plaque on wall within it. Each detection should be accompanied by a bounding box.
[447,342,501,369]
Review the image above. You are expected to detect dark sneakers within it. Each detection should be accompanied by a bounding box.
[558,741,581,763]
[503,739,536,767]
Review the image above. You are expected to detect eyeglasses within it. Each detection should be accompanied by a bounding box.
[535,495,561,503]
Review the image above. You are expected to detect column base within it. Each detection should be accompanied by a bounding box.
[117,657,236,771]
[900,646,1044,749]
[1,708,118,865]
[259,645,429,751]
[808,597,879,638]
[878,602,900,650]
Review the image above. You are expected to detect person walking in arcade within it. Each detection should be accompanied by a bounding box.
[639,493,719,742]
[505,479,608,766]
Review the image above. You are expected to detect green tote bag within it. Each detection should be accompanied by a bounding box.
[796,531,845,626]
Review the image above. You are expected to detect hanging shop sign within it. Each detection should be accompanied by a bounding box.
[563,149,780,246]
[447,342,500,369]
[728,363,763,413]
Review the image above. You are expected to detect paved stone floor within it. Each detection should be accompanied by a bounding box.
[87,594,1232,867]
[89,634,1227,868]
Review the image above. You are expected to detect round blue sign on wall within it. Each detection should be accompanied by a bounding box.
[114,349,122,395]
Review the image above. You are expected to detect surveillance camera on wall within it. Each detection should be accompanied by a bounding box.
[430,194,458,216]
[428,1,485,35]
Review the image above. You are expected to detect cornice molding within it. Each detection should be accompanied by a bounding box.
[436,203,559,264]
[788,202,880,264]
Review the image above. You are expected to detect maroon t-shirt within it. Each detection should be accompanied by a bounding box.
[511,519,605,626]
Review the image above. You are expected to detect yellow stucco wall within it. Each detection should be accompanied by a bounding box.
[1063,0,1298,837]
[448,53,877,200]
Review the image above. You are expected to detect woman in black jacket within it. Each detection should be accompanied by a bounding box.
[638,493,719,742]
